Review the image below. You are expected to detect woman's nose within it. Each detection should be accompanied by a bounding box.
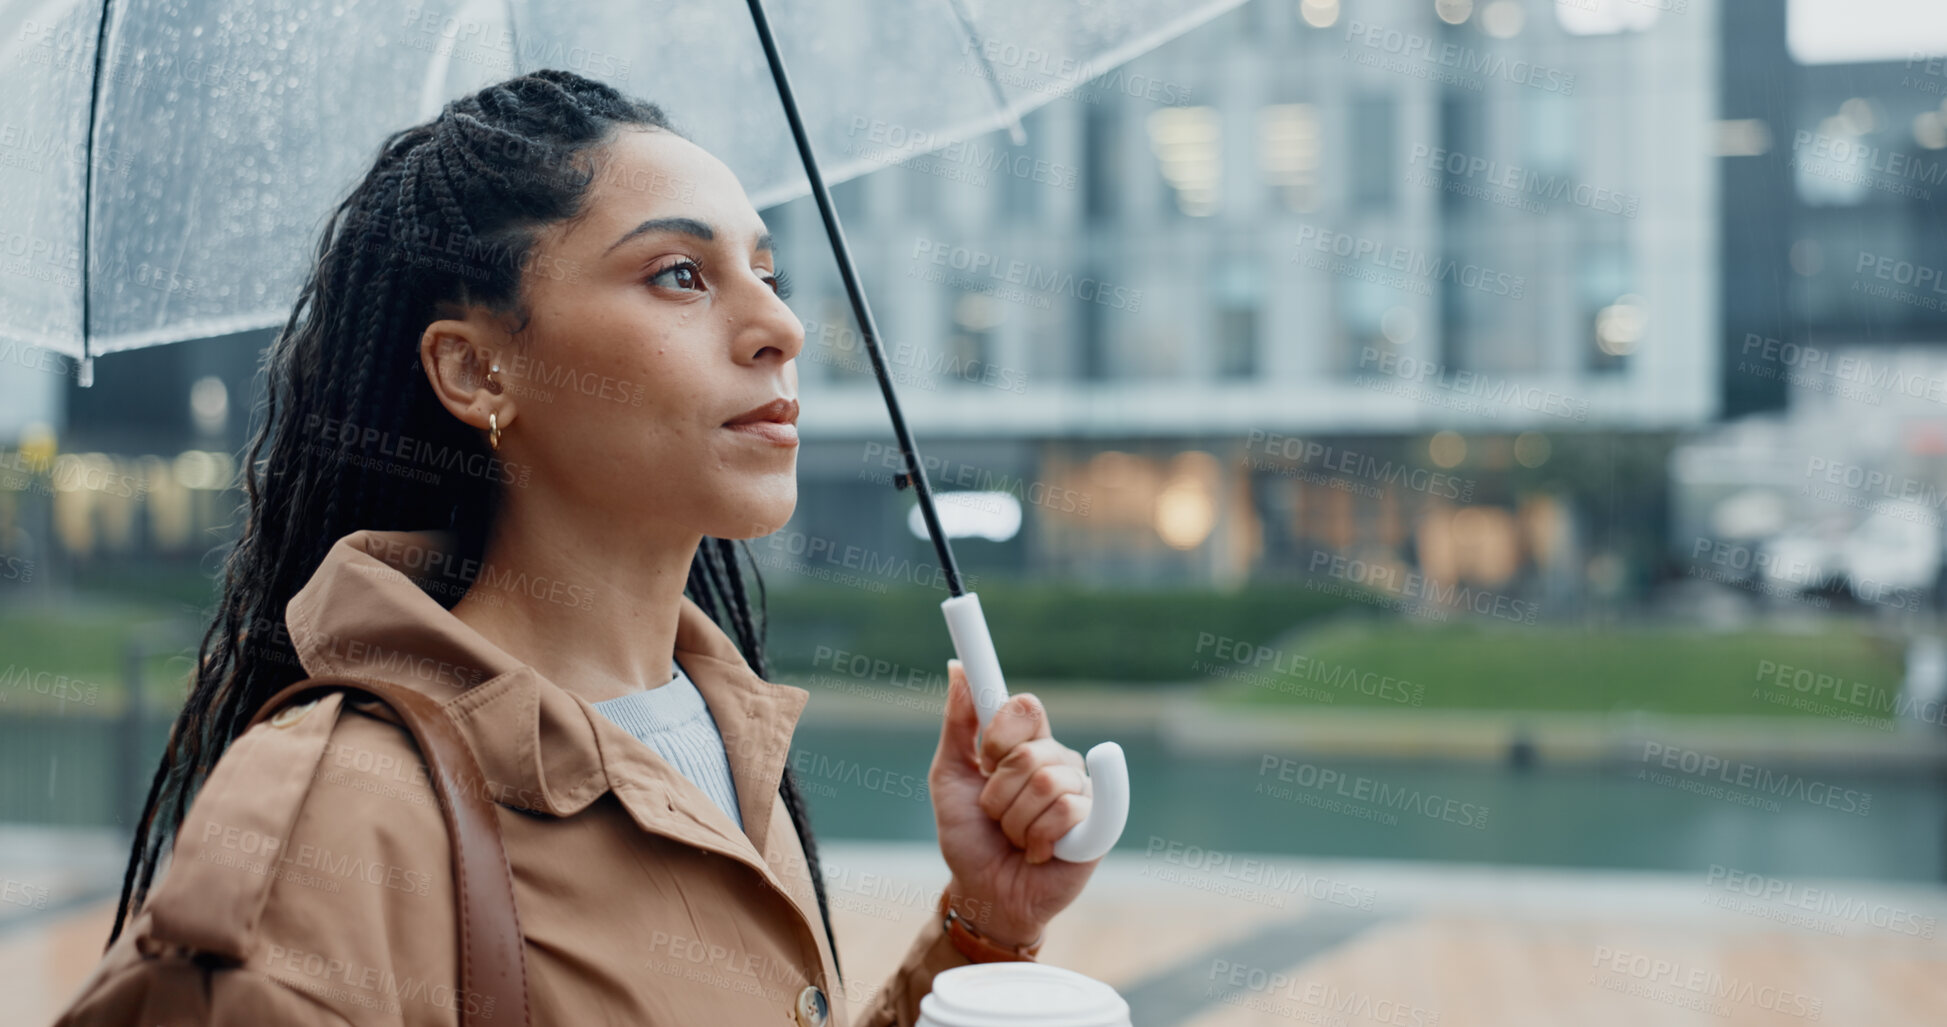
[737,283,804,365]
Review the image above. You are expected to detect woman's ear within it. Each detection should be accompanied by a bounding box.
[420,316,516,435]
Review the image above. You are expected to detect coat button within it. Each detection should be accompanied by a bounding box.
[794,984,828,1027]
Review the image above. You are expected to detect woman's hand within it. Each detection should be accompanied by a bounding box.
[928,658,1101,950]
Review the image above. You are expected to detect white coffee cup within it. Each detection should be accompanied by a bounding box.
[916,963,1131,1027]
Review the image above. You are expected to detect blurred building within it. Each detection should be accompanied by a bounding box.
[1720,0,1947,418]
[1673,0,1947,608]
[776,0,1718,591]
[12,0,1731,601]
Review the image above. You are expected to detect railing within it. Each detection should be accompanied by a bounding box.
[0,619,191,829]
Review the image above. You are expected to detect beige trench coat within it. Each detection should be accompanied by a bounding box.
[57,528,972,1026]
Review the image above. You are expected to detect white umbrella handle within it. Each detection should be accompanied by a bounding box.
[940,592,1129,863]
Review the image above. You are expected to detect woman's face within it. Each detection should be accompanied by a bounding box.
[422,126,804,541]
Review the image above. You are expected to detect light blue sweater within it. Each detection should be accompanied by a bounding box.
[589,659,743,830]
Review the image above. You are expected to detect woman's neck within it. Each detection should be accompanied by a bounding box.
[449,498,702,704]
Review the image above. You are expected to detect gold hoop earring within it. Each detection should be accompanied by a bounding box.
[489,411,501,451]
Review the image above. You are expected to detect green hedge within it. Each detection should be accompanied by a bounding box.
[761,581,1359,682]
[1219,619,1909,719]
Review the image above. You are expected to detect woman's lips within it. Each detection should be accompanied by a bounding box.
[725,420,799,446]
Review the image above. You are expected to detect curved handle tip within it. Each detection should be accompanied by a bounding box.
[1051,740,1129,863]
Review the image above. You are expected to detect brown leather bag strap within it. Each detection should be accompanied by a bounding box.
[249,676,531,1027]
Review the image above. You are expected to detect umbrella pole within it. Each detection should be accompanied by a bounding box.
[76,0,121,388]
[742,0,967,599]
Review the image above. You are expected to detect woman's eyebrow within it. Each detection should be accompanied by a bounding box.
[603,216,774,256]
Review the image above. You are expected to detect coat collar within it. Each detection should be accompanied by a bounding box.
[283,527,809,858]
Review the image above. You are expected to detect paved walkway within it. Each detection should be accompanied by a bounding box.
[8,831,1945,1025]
[827,842,1947,1026]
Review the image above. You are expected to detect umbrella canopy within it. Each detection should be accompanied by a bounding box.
[1,0,1245,378]
[3,0,1240,865]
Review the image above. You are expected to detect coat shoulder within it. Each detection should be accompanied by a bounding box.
[130,691,459,1026]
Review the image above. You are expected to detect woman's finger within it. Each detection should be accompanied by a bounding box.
[978,737,1085,822]
[977,692,1051,775]
[1000,763,1088,854]
[1022,792,1093,864]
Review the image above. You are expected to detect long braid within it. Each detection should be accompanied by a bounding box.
[109,73,841,988]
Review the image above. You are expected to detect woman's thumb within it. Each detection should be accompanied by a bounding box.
[938,658,980,764]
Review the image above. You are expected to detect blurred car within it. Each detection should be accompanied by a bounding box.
[1757,528,1841,595]
[1756,501,1941,607]
[1840,501,1942,606]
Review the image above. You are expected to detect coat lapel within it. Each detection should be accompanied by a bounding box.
[677,648,808,857]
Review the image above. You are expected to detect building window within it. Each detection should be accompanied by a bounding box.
[1524,91,1578,178]
[1084,105,1118,224]
[1580,239,1636,373]
[1231,0,1267,37]
[947,290,1002,386]
[1148,105,1223,216]
[1216,307,1258,378]
[831,177,867,226]
[1212,259,1262,378]
[1001,116,1041,221]
[1437,92,1486,219]
[1556,1,1660,35]
[1349,95,1395,210]
[1260,103,1320,213]
[904,153,939,219]
[811,294,857,383]
[1340,272,1397,373]
[1076,283,1109,381]
[1793,105,1876,206]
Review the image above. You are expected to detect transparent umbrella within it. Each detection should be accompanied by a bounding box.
[3,0,1249,861]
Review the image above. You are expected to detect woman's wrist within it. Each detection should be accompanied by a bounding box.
[941,877,1044,952]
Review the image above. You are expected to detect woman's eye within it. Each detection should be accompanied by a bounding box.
[648,259,704,291]
[767,268,794,300]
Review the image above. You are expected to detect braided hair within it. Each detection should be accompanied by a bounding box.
[109,69,841,978]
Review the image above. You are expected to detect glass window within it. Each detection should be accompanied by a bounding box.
[1579,234,1634,374]
[1260,103,1321,213]
[1001,119,1041,221]
[1341,271,1397,371]
[1437,91,1486,220]
[1149,105,1223,216]
[1792,103,1876,207]
[1212,259,1262,378]
[903,155,938,220]
[1349,94,1396,209]
[1083,105,1118,223]
[1524,91,1578,177]
[947,290,1001,386]
[810,293,858,383]
[831,176,867,226]
[1075,280,1109,381]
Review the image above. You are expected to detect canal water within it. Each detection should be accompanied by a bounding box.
[789,724,1947,884]
[4,715,1941,884]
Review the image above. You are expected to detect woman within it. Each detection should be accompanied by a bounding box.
[58,69,1100,1025]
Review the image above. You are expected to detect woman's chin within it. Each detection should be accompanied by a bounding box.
[712,494,797,540]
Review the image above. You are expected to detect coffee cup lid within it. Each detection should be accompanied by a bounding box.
[917,963,1131,1027]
